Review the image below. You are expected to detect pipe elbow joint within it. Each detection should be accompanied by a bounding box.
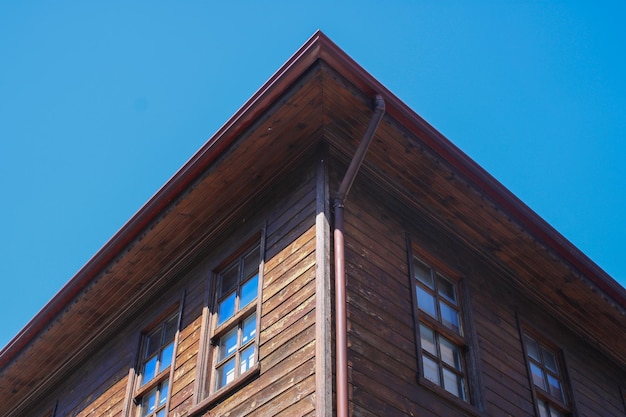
[374,94,386,112]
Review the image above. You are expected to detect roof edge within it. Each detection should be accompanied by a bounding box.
[0,30,330,370]
[311,32,626,307]
[2,30,624,372]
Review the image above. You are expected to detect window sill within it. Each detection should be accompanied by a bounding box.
[418,377,486,417]
[188,365,260,417]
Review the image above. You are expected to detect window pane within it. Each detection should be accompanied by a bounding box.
[547,374,564,402]
[240,274,258,310]
[142,355,158,386]
[414,259,433,288]
[220,265,239,297]
[215,358,236,390]
[525,335,540,361]
[422,356,440,385]
[440,301,461,335]
[537,399,549,417]
[242,249,259,280]
[146,329,161,358]
[542,347,558,374]
[156,410,166,417]
[219,327,238,362]
[530,362,546,390]
[549,405,565,417]
[159,379,169,406]
[240,344,256,374]
[241,313,257,345]
[160,341,174,370]
[439,337,462,371]
[164,315,178,342]
[141,387,158,417]
[419,324,436,356]
[217,292,236,325]
[416,286,437,319]
[437,274,456,304]
[443,368,465,399]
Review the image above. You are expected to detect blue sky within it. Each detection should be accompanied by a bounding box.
[1,1,624,349]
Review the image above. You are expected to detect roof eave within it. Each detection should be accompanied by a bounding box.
[316,34,626,308]
[0,30,330,370]
[2,30,623,372]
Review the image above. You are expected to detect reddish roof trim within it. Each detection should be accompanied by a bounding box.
[2,30,623,370]
[0,31,325,370]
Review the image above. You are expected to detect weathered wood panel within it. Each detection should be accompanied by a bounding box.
[74,378,127,417]
[169,316,202,412]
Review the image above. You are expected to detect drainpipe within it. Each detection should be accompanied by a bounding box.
[334,94,385,417]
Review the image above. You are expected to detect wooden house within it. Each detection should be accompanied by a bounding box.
[1,31,625,417]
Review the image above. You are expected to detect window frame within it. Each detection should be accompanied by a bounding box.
[195,235,264,408]
[210,243,261,392]
[408,242,484,415]
[132,306,181,417]
[519,324,576,417]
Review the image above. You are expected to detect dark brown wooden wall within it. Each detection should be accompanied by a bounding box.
[342,172,626,417]
[17,157,320,417]
[14,149,625,417]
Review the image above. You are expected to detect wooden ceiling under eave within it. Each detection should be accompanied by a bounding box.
[317,60,626,369]
[0,61,327,415]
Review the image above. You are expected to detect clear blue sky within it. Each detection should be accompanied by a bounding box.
[1,1,625,349]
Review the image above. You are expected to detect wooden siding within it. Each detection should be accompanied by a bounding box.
[73,378,127,417]
[341,171,626,417]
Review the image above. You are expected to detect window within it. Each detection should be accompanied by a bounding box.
[522,333,571,417]
[210,244,260,393]
[411,256,469,402]
[134,312,179,417]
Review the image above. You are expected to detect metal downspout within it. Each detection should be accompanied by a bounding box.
[334,94,385,417]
